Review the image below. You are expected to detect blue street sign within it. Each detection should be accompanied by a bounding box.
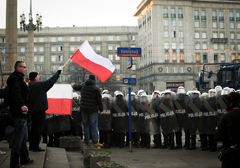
[117,47,141,57]
[127,57,132,69]
[123,78,136,85]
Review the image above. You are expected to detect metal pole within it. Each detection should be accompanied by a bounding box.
[128,87,132,152]
[192,54,195,90]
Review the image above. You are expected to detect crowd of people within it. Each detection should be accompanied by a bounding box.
[0,60,240,168]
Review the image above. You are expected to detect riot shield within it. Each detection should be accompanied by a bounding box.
[216,95,228,124]
[202,97,217,135]
[187,93,204,135]
[99,94,112,131]
[126,96,139,133]
[70,99,82,133]
[111,96,128,133]
[174,94,189,131]
[158,96,179,135]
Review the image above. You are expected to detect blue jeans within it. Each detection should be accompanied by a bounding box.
[10,118,30,167]
[81,111,99,144]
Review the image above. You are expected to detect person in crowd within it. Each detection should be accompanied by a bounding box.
[28,70,61,152]
[217,92,240,168]
[72,75,103,147]
[7,61,34,168]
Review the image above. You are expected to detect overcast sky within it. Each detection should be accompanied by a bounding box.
[0,0,142,28]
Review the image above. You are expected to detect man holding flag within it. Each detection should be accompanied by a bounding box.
[72,75,103,147]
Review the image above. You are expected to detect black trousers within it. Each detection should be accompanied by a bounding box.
[30,112,45,149]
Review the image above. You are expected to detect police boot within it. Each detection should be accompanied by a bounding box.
[146,135,151,149]
[200,134,207,151]
[119,133,125,148]
[133,132,139,148]
[153,134,161,148]
[188,135,196,150]
[210,135,217,152]
[160,133,168,149]
[104,132,111,149]
[140,133,146,148]
[169,133,175,150]
[184,131,190,149]
[175,131,182,149]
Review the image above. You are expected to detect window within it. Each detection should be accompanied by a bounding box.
[219,22,224,29]
[230,22,234,29]
[58,37,62,41]
[231,53,235,60]
[221,54,225,61]
[39,37,44,42]
[171,9,176,18]
[51,37,56,42]
[214,54,218,61]
[89,36,94,41]
[39,47,44,52]
[164,20,168,26]
[20,38,24,43]
[171,20,176,26]
[77,37,81,41]
[219,11,224,20]
[2,38,5,43]
[202,43,207,50]
[172,31,176,37]
[131,36,135,40]
[237,12,240,20]
[51,56,56,62]
[58,46,63,51]
[70,37,75,41]
[179,43,183,49]
[238,44,240,50]
[237,34,240,39]
[203,54,207,61]
[212,11,217,20]
[201,21,206,28]
[166,67,169,73]
[201,11,206,20]
[195,32,200,38]
[194,10,199,19]
[132,65,136,70]
[108,55,113,60]
[58,55,63,61]
[220,44,224,50]
[34,56,37,62]
[115,55,120,60]
[116,75,120,80]
[96,46,101,51]
[238,54,240,59]
[231,44,235,50]
[115,64,120,72]
[39,56,44,62]
[178,9,183,18]
[213,33,218,38]
[70,46,75,52]
[237,23,240,29]
[220,33,224,38]
[20,47,25,52]
[34,38,37,43]
[172,53,177,61]
[96,36,100,41]
[213,44,218,50]
[212,22,217,28]
[163,9,168,17]
[108,46,113,50]
[51,46,56,52]
[165,53,169,60]
[196,54,200,61]
[115,36,120,40]
[164,31,169,37]
[164,43,169,49]
[195,21,199,28]
[172,43,176,49]
[230,12,234,21]
[34,47,37,52]
[180,53,184,60]
[195,43,200,50]
[179,20,183,26]
[202,32,207,39]
[179,31,183,38]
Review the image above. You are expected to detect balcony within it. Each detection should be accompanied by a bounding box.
[211,38,228,43]
[163,14,168,18]
[219,16,224,21]
[178,14,183,18]
[171,14,176,18]
[194,15,199,20]
[201,16,206,20]
[230,17,234,21]
[212,16,217,20]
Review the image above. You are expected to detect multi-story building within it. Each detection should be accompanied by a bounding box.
[0,26,138,95]
[134,0,240,93]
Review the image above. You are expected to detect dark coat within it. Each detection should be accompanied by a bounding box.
[72,79,103,113]
[28,73,59,113]
[7,71,29,118]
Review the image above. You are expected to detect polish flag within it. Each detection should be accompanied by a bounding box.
[46,84,73,115]
[70,40,115,83]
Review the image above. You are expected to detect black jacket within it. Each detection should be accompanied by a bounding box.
[7,71,29,118]
[73,79,103,112]
[217,108,240,149]
[28,73,59,113]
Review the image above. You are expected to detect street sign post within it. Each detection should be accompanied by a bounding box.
[117,47,141,57]
[123,78,136,85]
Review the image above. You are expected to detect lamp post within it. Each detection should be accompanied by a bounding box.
[19,0,42,73]
[192,54,195,90]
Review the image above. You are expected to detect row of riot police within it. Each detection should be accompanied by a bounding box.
[98,85,231,151]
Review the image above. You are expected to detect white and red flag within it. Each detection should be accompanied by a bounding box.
[70,40,115,83]
[46,84,73,115]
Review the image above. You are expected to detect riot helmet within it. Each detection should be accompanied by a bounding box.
[140,93,149,104]
[215,85,222,97]
[171,91,176,100]
[137,89,146,97]
[164,90,172,100]
[115,91,123,97]
[177,86,185,94]
[191,90,200,99]
[236,89,240,94]
[221,87,230,95]
[102,90,109,94]
[186,90,193,96]
[152,90,161,99]
[208,89,216,98]
[229,88,235,93]
[201,92,208,101]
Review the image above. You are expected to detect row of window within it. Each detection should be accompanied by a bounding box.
[194,21,240,29]
[195,43,240,50]
[163,9,183,18]
[195,32,240,39]
[194,11,240,20]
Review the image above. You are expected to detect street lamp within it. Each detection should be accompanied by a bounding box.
[19,0,42,73]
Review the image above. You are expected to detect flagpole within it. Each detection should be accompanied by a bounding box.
[61,58,71,70]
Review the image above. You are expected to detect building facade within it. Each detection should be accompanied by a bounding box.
[134,0,240,93]
[0,26,138,95]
